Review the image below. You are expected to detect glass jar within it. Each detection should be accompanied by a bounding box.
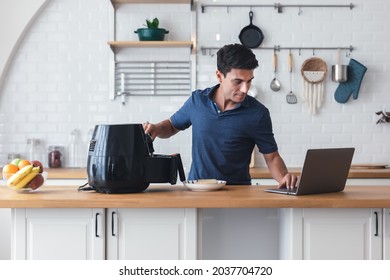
[26,138,43,162]
[69,129,82,168]
[7,153,21,162]
[48,145,64,168]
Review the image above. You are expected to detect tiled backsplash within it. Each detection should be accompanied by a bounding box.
[0,0,389,170]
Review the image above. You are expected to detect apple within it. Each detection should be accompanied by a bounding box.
[11,158,21,166]
[27,174,45,190]
[31,160,44,173]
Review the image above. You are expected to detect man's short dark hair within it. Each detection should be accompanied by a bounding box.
[217,44,259,77]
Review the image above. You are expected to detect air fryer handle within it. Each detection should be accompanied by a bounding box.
[176,154,186,182]
[170,153,185,182]
[145,133,154,156]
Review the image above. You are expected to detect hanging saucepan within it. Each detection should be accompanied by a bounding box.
[239,11,264,49]
[331,49,348,83]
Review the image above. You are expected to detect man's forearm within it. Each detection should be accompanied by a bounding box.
[264,152,289,183]
[270,160,288,183]
[156,119,179,139]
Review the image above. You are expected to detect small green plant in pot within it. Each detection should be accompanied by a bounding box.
[134,17,169,41]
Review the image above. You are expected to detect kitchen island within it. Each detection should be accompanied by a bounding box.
[2,167,390,260]
[1,184,390,260]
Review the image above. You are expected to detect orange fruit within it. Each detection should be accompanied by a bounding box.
[17,159,31,169]
[2,164,19,179]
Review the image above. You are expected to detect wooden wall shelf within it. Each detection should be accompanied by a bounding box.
[107,0,195,100]
[108,41,193,49]
[111,0,192,4]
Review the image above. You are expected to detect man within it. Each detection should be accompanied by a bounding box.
[144,44,298,188]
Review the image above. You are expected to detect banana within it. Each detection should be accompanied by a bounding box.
[7,164,34,187]
[11,167,40,190]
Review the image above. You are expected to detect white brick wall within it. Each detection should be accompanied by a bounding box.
[0,0,389,170]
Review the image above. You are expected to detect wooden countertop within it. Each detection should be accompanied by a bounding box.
[45,167,390,179]
[1,185,390,208]
[250,167,390,179]
[46,168,87,179]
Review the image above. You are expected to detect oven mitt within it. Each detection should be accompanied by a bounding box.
[334,59,367,103]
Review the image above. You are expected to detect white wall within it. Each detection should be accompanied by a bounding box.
[0,0,48,89]
[0,0,389,171]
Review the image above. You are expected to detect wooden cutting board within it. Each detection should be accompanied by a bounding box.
[351,164,388,169]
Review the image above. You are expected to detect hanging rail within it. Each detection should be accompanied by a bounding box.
[201,45,354,56]
[201,3,354,13]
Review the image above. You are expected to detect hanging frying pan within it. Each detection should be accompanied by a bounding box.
[239,11,264,49]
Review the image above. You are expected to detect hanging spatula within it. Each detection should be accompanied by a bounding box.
[286,50,298,104]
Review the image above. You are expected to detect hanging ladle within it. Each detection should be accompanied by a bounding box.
[270,50,281,91]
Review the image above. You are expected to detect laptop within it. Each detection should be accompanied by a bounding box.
[265,147,355,195]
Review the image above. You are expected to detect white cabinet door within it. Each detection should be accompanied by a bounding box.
[199,208,279,260]
[384,208,390,260]
[11,208,105,260]
[106,208,197,260]
[0,208,11,260]
[280,208,383,260]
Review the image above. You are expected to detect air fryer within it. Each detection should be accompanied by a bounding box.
[87,124,185,193]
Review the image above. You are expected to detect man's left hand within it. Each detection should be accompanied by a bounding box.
[278,173,299,189]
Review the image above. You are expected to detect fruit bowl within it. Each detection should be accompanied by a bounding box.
[2,159,47,192]
[3,171,47,192]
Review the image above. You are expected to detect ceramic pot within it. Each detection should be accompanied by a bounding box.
[134,28,169,41]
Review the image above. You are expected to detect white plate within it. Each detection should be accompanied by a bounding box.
[183,180,226,192]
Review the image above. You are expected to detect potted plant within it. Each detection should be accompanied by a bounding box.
[134,17,169,41]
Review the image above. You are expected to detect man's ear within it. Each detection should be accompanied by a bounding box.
[216,70,224,83]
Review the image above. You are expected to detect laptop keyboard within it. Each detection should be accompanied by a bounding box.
[278,187,298,194]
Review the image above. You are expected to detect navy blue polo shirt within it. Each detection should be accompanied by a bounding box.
[170,85,278,185]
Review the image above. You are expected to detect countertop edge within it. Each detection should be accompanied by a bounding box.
[1,185,390,208]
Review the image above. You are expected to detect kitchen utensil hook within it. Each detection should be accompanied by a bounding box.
[312,48,315,56]
[298,6,303,15]
[346,48,351,58]
[274,3,283,13]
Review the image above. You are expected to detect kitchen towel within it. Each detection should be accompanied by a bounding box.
[334,59,367,103]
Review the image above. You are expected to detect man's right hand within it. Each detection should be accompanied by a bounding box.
[143,119,179,140]
[143,121,156,140]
